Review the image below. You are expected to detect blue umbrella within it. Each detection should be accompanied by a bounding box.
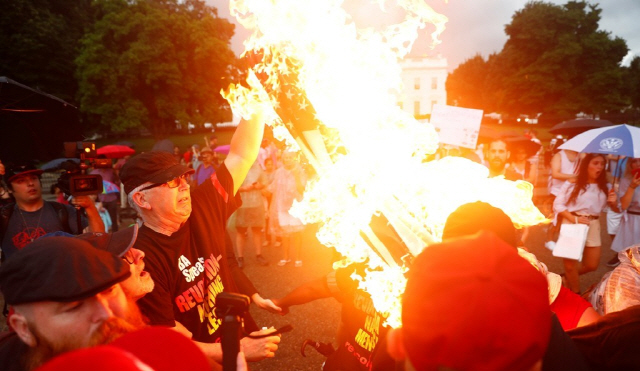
[40,158,80,172]
[558,124,640,158]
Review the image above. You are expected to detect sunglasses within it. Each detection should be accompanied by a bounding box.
[139,173,190,192]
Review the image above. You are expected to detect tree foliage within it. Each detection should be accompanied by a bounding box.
[0,0,94,103]
[446,1,629,118]
[76,0,238,139]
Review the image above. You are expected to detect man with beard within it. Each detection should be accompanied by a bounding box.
[0,235,140,371]
[486,138,523,181]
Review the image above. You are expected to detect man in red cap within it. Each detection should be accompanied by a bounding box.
[120,113,281,364]
[0,163,104,261]
[387,232,551,371]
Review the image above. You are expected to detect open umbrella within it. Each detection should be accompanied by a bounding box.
[549,119,613,137]
[505,136,542,158]
[97,144,135,159]
[558,124,640,157]
[40,158,80,172]
[214,145,230,155]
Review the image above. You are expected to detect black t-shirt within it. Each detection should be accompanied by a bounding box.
[0,332,29,371]
[135,164,258,343]
[323,264,394,371]
[568,305,640,371]
[1,202,87,260]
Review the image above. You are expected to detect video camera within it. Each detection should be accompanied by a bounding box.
[56,142,111,197]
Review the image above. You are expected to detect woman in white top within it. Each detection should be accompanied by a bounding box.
[610,158,640,253]
[553,153,609,293]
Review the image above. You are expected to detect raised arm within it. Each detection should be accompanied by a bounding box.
[224,112,265,194]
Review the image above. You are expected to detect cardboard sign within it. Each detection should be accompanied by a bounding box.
[430,104,483,149]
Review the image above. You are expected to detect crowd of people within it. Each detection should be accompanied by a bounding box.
[0,120,639,371]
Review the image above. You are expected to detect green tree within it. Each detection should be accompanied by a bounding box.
[447,1,629,118]
[0,0,94,103]
[446,54,491,110]
[76,0,238,138]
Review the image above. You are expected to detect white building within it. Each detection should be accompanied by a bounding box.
[397,55,447,117]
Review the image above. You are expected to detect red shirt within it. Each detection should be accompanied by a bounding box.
[550,286,593,330]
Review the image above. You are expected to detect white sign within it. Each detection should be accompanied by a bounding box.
[430,104,483,149]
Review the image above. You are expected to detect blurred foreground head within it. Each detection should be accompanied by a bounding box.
[388,232,551,371]
[442,201,517,247]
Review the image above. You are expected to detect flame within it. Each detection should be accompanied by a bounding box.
[223,0,547,328]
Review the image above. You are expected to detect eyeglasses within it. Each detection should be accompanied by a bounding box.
[139,173,190,192]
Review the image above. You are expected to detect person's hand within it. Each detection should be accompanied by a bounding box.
[237,351,248,371]
[240,328,280,361]
[576,216,591,225]
[271,298,289,315]
[71,195,96,210]
[251,294,282,314]
[631,172,640,189]
[607,189,618,204]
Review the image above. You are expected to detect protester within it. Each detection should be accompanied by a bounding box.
[568,305,640,371]
[273,262,394,371]
[90,157,120,231]
[261,157,276,247]
[35,327,218,371]
[44,226,154,302]
[485,138,522,180]
[0,236,141,371]
[121,112,282,363]
[193,146,217,187]
[267,150,306,267]
[442,201,600,331]
[608,157,640,257]
[546,148,579,248]
[386,232,551,371]
[588,245,640,315]
[0,160,12,207]
[509,144,538,184]
[235,160,268,268]
[553,153,609,293]
[1,163,104,261]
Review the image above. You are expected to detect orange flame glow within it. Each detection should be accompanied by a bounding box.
[223,0,546,328]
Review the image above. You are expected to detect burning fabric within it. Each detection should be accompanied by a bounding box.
[223,0,546,327]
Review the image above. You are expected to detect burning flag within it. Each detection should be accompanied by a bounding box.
[223,0,547,328]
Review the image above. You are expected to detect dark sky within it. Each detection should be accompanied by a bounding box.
[208,0,639,71]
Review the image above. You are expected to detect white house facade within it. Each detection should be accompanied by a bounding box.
[397,55,447,117]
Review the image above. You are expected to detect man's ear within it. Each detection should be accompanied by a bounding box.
[386,327,406,361]
[132,191,151,210]
[9,310,36,347]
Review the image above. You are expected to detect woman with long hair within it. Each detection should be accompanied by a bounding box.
[553,153,609,293]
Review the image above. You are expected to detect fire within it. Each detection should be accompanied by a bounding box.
[223,0,547,328]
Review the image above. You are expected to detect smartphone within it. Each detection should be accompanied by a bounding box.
[632,168,640,179]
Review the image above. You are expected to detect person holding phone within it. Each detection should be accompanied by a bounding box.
[609,157,640,255]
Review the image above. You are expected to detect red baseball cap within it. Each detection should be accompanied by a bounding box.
[402,231,551,371]
[36,327,213,371]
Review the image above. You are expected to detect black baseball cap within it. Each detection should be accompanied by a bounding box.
[0,236,130,305]
[43,224,139,258]
[120,151,194,195]
[3,162,43,183]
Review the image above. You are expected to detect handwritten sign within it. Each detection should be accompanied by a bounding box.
[430,104,483,149]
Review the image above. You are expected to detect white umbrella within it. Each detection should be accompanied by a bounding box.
[558,124,640,158]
